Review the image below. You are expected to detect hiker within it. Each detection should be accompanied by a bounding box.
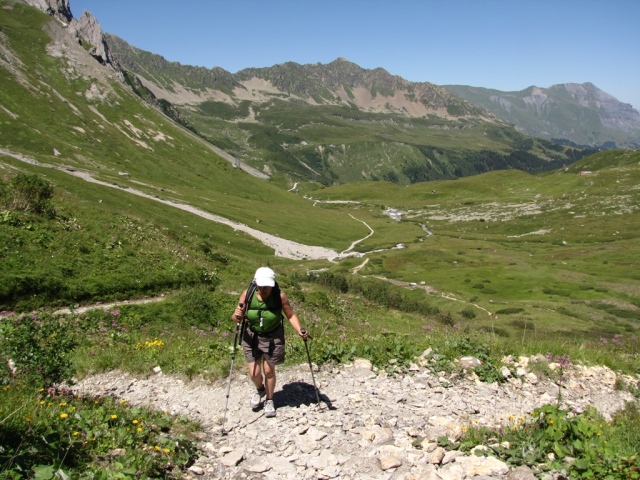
[231,267,307,418]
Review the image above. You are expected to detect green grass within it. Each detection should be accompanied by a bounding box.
[1,4,639,476]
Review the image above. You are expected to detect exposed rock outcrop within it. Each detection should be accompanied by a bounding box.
[72,355,639,479]
[23,0,118,70]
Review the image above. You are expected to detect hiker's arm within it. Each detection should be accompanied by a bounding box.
[231,290,247,323]
[281,292,307,339]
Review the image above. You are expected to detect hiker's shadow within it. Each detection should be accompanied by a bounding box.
[274,381,336,410]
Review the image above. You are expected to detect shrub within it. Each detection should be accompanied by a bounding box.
[495,307,525,315]
[2,174,55,216]
[0,311,77,387]
[176,286,218,327]
[460,308,476,319]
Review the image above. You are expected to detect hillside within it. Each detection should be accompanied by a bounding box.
[1,0,639,329]
[1,3,639,477]
[103,35,588,186]
[444,83,640,149]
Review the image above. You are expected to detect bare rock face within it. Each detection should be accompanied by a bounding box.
[23,0,72,22]
[72,11,116,67]
[22,0,118,70]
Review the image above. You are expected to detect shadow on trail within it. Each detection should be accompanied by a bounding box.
[275,381,336,410]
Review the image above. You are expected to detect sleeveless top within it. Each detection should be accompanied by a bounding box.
[245,291,283,334]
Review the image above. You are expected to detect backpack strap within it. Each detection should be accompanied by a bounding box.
[244,280,258,316]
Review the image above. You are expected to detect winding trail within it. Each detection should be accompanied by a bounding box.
[337,214,374,257]
[0,149,338,261]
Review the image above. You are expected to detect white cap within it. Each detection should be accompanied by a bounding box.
[254,267,276,287]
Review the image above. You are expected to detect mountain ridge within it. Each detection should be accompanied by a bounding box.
[106,35,495,123]
[444,82,640,148]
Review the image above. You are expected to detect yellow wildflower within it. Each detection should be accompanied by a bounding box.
[26,417,33,423]
[132,419,139,425]
[111,414,118,420]
[549,419,554,425]
[60,413,68,419]
[137,427,143,433]
[59,402,67,407]
[163,448,170,453]
[73,432,79,436]
[39,401,45,405]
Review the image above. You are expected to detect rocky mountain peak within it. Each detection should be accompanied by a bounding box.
[73,10,116,67]
[23,0,72,23]
[22,0,117,70]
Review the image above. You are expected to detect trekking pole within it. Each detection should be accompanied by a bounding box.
[300,328,321,405]
[221,303,245,435]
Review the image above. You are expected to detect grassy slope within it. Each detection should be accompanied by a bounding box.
[308,150,640,340]
[1,4,638,344]
[0,3,365,251]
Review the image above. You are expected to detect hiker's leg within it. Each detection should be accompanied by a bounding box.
[248,359,264,389]
[263,360,276,399]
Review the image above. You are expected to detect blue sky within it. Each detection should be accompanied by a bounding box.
[70,0,640,111]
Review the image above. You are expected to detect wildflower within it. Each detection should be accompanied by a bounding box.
[549,419,554,425]
[155,446,161,451]
[137,427,143,433]
[73,432,79,436]
[111,414,118,420]
[59,402,67,407]
[39,388,44,392]
[110,310,120,316]
[132,419,139,424]
[422,325,432,330]
[39,401,45,405]
[163,448,170,453]
[60,413,68,419]
[26,417,32,423]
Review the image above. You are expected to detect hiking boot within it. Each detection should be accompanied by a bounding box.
[264,399,276,418]
[250,387,266,409]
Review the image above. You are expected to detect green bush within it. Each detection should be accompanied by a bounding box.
[176,286,218,327]
[0,311,77,387]
[495,307,525,315]
[0,386,199,478]
[1,174,55,216]
[460,403,640,479]
[460,308,477,319]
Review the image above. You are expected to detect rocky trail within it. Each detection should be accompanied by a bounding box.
[72,354,638,480]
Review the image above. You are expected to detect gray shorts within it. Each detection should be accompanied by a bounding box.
[241,324,285,366]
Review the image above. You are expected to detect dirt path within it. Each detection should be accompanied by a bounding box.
[1,148,338,260]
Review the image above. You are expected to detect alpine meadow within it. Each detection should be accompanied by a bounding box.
[1,1,639,479]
